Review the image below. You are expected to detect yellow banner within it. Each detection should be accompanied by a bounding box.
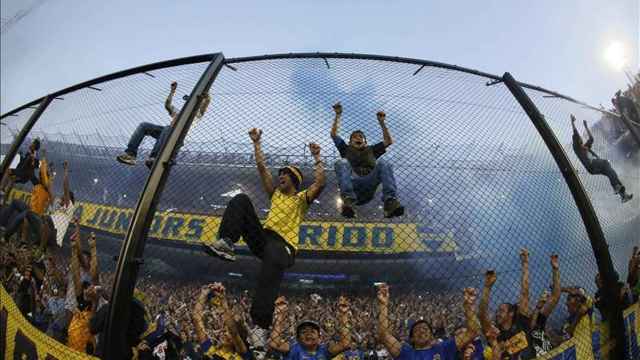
[8,189,458,254]
[1,284,98,359]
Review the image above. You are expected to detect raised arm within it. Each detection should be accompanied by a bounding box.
[541,255,561,317]
[218,284,248,355]
[571,115,582,142]
[165,81,178,118]
[306,143,325,203]
[376,283,402,358]
[268,296,290,353]
[479,270,496,333]
[249,128,275,196]
[329,296,352,355]
[377,111,393,147]
[518,249,530,316]
[330,103,342,138]
[70,220,82,297]
[192,285,211,344]
[61,161,71,207]
[456,288,481,349]
[582,120,594,148]
[88,232,99,284]
[196,93,211,119]
[628,247,639,289]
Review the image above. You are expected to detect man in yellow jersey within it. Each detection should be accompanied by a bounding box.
[203,127,325,331]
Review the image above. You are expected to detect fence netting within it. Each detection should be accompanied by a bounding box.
[1,55,638,360]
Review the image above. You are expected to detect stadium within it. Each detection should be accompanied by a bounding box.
[1,52,639,360]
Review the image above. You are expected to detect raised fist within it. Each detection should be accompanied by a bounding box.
[171,81,178,91]
[248,128,262,143]
[463,287,477,306]
[485,270,497,287]
[333,102,342,115]
[376,283,389,306]
[550,254,559,270]
[309,143,321,157]
[376,111,386,124]
[337,295,350,314]
[570,114,576,123]
[274,296,288,315]
[520,248,529,264]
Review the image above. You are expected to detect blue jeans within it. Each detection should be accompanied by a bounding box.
[125,122,171,158]
[334,158,398,204]
[0,199,42,243]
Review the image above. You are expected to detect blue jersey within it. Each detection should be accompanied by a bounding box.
[336,349,364,360]
[285,342,331,360]
[395,338,458,360]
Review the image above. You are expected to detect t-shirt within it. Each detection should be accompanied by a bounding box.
[332,136,386,176]
[285,342,331,360]
[562,313,594,360]
[529,314,552,358]
[572,134,593,170]
[51,200,76,247]
[201,338,253,360]
[67,309,96,353]
[335,349,364,360]
[264,189,310,250]
[14,150,39,177]
[395,338,458,360]
[496,312,535,360]
[30,161,51,215]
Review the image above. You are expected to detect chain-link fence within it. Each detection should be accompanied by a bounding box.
[1,53,638,360]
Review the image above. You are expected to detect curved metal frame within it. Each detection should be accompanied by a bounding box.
[0,51,627,359]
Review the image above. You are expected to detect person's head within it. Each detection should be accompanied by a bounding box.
[349,131,367,150]
[536,291,549,310]
[296,320,321,350]
[566,289,587,315]
[496,303,517,330]
[30,138,40,152]
[278,166,303,193]
[409,319,433,349]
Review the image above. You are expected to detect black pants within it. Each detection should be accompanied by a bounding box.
[218,193,295,329]
[588,159,622,191]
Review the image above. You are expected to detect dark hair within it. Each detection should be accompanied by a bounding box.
[279,166,303,190]
[69,191,76,204]
[349,130,367,143]
[32,138,41,151]
[409,319,432,340]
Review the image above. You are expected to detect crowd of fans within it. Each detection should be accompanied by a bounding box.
[2,226,639,360]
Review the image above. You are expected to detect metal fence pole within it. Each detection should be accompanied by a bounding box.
[0,95,52,180]
[502,72,625,360]
[103,53,226,359]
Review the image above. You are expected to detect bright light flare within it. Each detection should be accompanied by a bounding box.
[604,41,628,71]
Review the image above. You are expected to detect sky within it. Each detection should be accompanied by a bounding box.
[0,0,638,114]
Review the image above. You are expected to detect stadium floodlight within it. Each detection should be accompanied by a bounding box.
[93,178,99,184]
[123,194,127,198]
[299,279,314,284]
[228,272,243,277]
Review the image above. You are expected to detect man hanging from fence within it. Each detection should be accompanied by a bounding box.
[570,114,633,203]
[50,160,76,247]
[330,102,404,218]
[116,81,211,168]
[0,151,54,251]
[202,128,325,341]
[0,137,40,203]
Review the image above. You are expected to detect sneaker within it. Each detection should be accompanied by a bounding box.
[145,157,155,169]
[249,326,269,349]
[621,193,633,203]
[116,153,136,166]
[202,237,236,261]
[341,197,356,218]
[384,198,405,218]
